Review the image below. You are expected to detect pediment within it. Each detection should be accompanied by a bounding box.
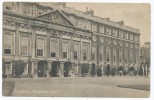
[36,10,74,26]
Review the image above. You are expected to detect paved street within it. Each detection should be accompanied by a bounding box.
[5,77,150,97]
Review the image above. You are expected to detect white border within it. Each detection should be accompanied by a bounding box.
[0,0,153,100]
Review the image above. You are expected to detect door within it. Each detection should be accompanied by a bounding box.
[51,61,59,77]
[38,61,46,77]
[64,62,71,77]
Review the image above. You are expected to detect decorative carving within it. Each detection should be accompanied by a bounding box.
[125,42,128,47]
[92,35,97,42]
[100,37,104,43]
[119,41,123,46]
[107,38,111,44]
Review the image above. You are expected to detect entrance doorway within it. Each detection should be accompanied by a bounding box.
[106,64,111,76]
[64,62,71,77]
[38,61,47,77]
[51,61,60,77]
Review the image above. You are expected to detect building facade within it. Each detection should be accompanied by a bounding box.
[3,2,140,78]
[140,42,150,76]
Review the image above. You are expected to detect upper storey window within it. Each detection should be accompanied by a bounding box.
[92,23,97,32]
[134,35,139,42]
[119,31,123,38]
[20,36,28,55]
[99,26,104,34]
[4,33,12,54]
[36,39,44,57]
[23,4,29,14]
[124,32,129,39]
[130,34,134,41]
[106,27,111,35]
[113,29,117,36]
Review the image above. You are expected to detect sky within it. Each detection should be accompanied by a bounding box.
[66,3,151,45]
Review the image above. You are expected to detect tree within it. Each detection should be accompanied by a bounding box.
[13,60,26,78]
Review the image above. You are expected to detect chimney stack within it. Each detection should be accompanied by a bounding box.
[117,21,124,25]
[84,8,94,16]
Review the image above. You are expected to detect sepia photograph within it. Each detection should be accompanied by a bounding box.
[2,2,151,98]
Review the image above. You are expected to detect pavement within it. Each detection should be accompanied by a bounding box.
[4,76,150,97]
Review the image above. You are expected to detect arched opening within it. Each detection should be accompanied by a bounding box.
[51,61,60,77]
[106,64,111,76]
[38,61,47,77]
[64,62,72,77]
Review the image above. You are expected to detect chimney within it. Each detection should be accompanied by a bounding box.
[117,21,124,25]
[84,8,94,16]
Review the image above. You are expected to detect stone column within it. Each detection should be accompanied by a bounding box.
[71,63,75,77]
[32,27,36,59]
[15,23,19,56]
[47,61,52,78]
[60,62,64,77]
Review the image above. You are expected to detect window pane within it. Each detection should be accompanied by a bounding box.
[21,36,28,55]
[5,62,12,74]
[37,39,44,56]
[4,34,12,54]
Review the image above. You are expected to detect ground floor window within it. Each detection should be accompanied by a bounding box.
[5,62,12,74]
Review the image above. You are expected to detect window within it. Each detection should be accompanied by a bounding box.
[74,43,79,60]
[4,34,12,54]
[106,47,110,62]
[130,34,133,40]
[99,26,104,34]
[119,31,123,38]
[119,49,123,63]
[92,46,96,60]
[135,35,139,42]
[50,41,57,57]
[62,43,68,59]
[113,29,117,36]
[23,4,29,14]
[92,23,97,32]
[100,47,103,61]
[124,32,128,39]
[106,27,111,35]
[83,45,88,60]
[5,62,12,74]
[21,36,28,55]
[74,52,77,60]
[113,49,117,62]
[36,39,44,56]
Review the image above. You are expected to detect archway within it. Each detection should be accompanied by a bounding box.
[64,62,71,77]
[51,61,60,77]
[106,64,111,76]
[38,61,47,77]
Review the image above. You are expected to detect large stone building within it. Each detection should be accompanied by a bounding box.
[2,2,140,77]
[140,42,150,76]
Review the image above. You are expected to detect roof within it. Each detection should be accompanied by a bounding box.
[35,3,140,34]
